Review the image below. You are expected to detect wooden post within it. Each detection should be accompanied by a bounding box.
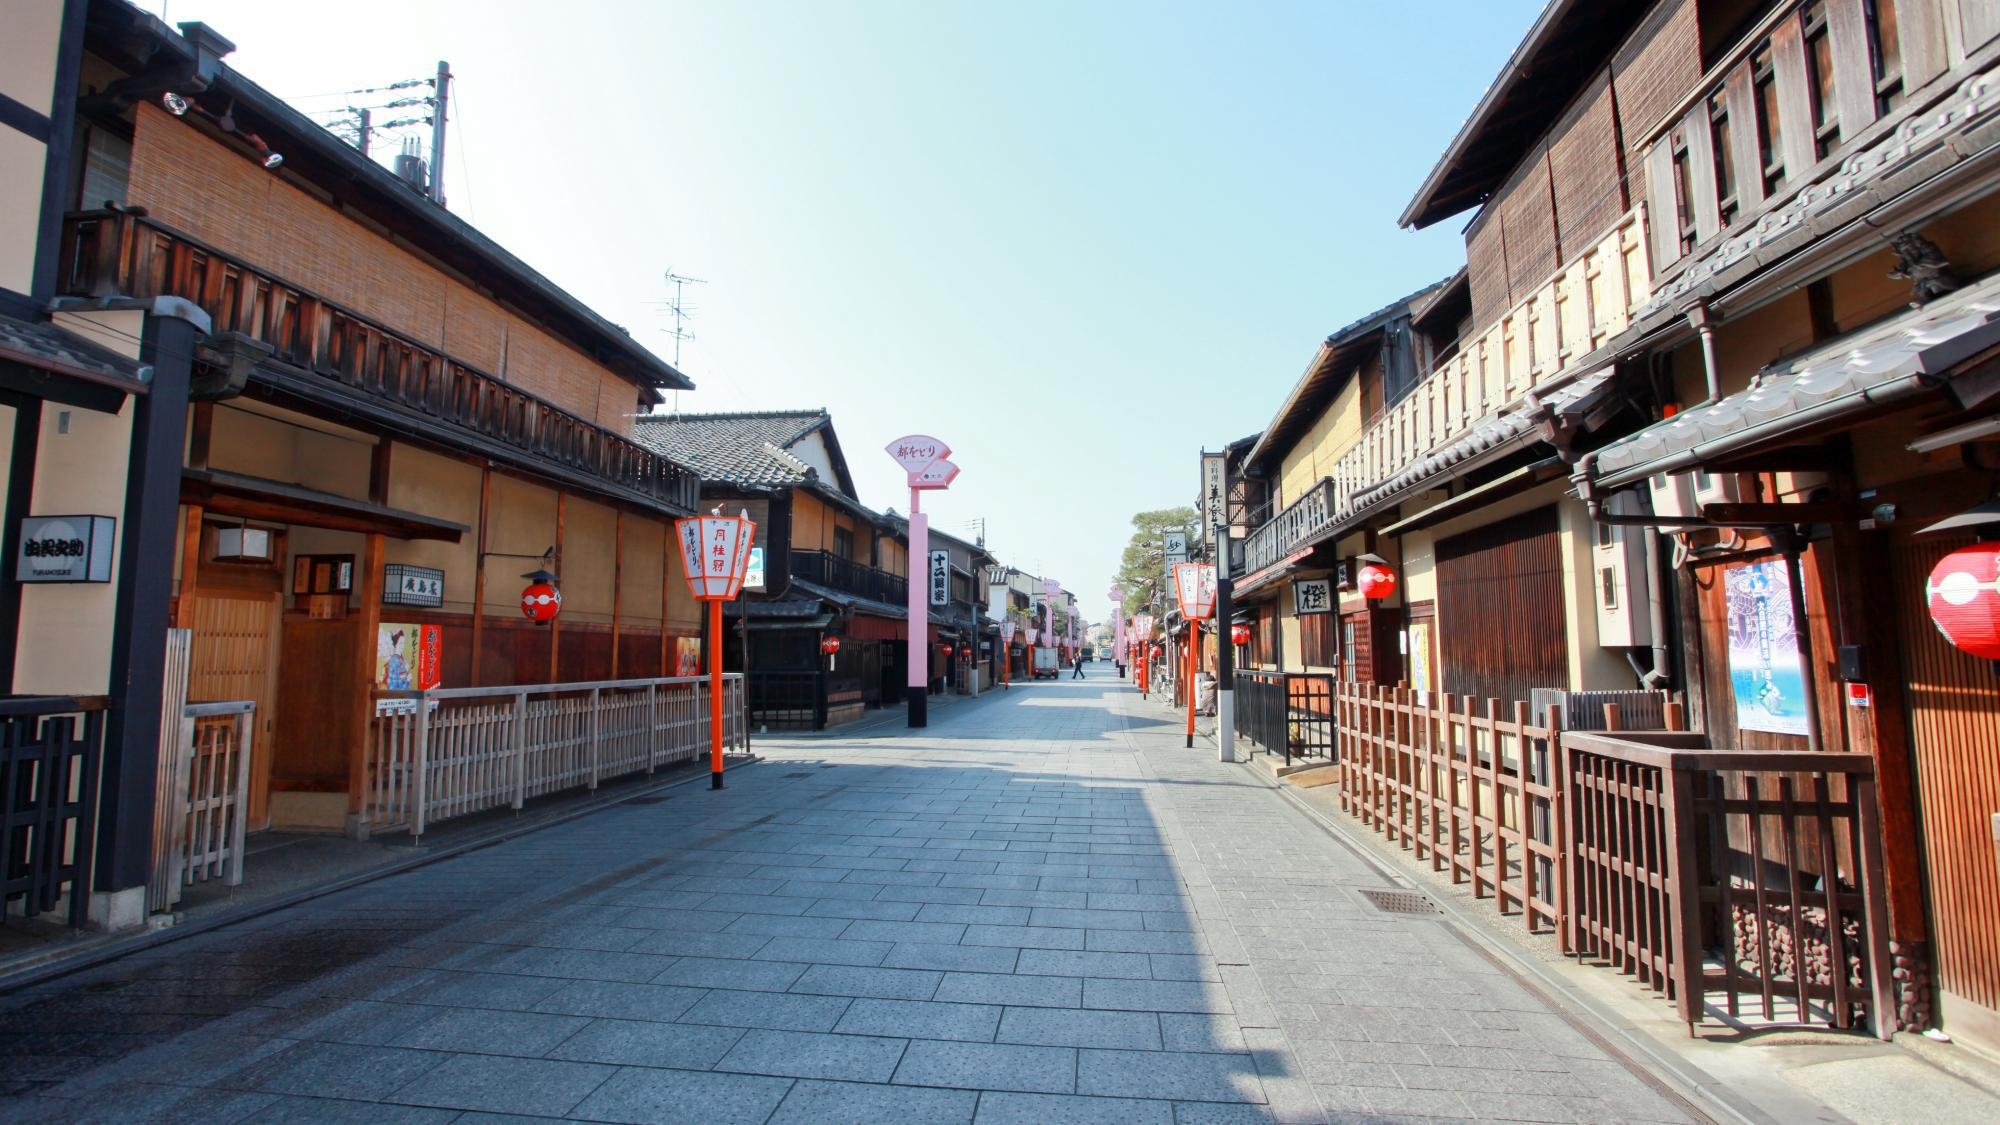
[610,510,624,678]
[349,531,386,818]
[661,522,672,678]
[470,467,491,685]
[549,491,565,682]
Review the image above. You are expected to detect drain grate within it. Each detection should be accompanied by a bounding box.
[783,771,814,778]
[625,795,672,806]
[1359,888,1441,915]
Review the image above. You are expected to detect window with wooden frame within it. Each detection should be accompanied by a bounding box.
[1752,46,1786,195]
[1250,604,1279,668]
[1339,616,1358,680]
[833,525,855,560]
[1862,0,1903,114]
[1709,95,1739,228]
[1670,129,1698,255]
[1803,2,1840,159]
[1299,610,1336,670]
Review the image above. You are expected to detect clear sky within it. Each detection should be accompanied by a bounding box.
[139,0,1544,625]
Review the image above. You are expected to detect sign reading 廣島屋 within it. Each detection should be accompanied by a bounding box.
[1293,578,1332,615]
[16,515,116,583]
[929,549,951,608]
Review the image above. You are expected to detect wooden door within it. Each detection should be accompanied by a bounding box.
[273,617,364,794]
[1435,506,1567,702]
[1890,532,2000,1035]
[187,592,281,829]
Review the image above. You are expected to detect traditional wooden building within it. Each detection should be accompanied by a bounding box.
[633,409,911,729]
[7,0,719,926]
[1225,0,2000,1047]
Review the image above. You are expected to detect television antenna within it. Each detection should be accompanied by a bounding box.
[660,269,706,368]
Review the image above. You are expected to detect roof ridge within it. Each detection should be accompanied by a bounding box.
[636,408,828,422]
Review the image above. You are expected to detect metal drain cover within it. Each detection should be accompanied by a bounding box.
[783,771,814,778]
[1359,888,1441,915]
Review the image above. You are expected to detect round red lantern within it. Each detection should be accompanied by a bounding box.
[520,579,562,623]
[819,636,842,655]
[1358,562,1397,600]
[1926,543,2000,659]
[1230,623,1251,646]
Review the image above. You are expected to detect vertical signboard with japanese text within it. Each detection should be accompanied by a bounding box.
[1200,453,1226,546]
[929,549,950,608]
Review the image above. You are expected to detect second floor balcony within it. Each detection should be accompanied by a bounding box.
[790,549,907,607]
[57,208,701,515]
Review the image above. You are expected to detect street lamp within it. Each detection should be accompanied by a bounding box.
[673,509,757,789]
[1173,562,1216,750]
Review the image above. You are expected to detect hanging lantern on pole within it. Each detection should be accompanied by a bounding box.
[674,509,758,789]
[1925,543,2000,659]
[520,567,562,624]
[1173,563,1217,749]
[1356,553,1397,600]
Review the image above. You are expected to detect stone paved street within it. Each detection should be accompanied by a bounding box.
[0,677,1701,1123]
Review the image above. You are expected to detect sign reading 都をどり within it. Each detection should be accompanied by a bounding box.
[16,515,115,583]
[929,549,950,608]
[1292,578,1332,615]
[1725,560,1809,736]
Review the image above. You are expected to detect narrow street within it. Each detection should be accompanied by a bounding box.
[2,676,1698,1124]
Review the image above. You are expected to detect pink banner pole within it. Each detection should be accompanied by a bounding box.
[906,488,929,727]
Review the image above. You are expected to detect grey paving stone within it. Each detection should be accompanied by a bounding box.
[805,899,926,922]
[841,868,947,887]
[1149,955,1221,981]
[767,1077,978,1124]
[626,929,770,960]
[1084,978,1233,1013]
[387,970,570,1012]
[752,936,893,967]
[240,1095,458,1122]
[914,903,1033,926]
[962,924,1087,950]
[790,963,945,1001]
[1017,949,1155,980]
[389,1007,590,1057]
[226,1042,446,1100]
[979,889,1088,909]
[1088,893,1190,912]
[934,972,1083,1009]
[653,956,809,992]
[974,1090,1175,1124]
[487,947,680,983]
[1088,930,1207,955]
[773,879,882,901]
[821,919,955,945]
[938,873,1040,890]
[722,913,854,939]
[997,1007,1162,1050]
[391,1054,616,1115]
[873,885,988,905]
[882,941,1021,974]
[531,980,707,1022]
[568,1066,794,1125]
[1031,907,1147,931]
[893,1039,1077,1095]
[678,990,854,1033]
[714,1028,909,1083]
[616,907,742,933]
[833,998,1003,1043]
[545,1018,745,1068]
[1158,1014,1249,1054]
[1077,1049,1265,1103]
[1169,1102,1283,1123]
[698,893,814,916]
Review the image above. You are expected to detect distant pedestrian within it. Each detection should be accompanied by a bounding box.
[1072,653,1086,679]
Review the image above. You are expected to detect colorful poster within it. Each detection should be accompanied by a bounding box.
[1407,621,1432,706]
[674,635,702,678]
[376,623,441,690]
[1724,560,1809,736]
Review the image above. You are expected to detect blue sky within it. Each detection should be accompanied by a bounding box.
[141,0,1544,623]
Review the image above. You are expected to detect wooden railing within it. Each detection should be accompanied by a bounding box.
[1238,209,1650,578]
[1238,670,1335,765]
[154,701,256,907]
[0,696,106,929]
[366,675,745,839]
[1334,684,1897,1036]
[1565,731,1894,1038]
[790,549,907,605]
[57,209,701,513]
[1337,685,1567,935]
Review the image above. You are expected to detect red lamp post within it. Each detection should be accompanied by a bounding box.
[1132,612,1155,697]
[1173,563,1217,749]
[998,621,1015,687]
[674,509,757,789]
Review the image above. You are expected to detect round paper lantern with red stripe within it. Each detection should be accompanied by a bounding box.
[819,636,842,655]
[1230,623,1251,646]
[521,580,562,623]
[1926,543,2000,659]
[1358,562,1397,600]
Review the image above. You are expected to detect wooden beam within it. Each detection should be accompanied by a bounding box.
[661,520,673,678]
[174,504,203,629]
[348,442,392,817]
[1700,501,1854,525]
[610,509,624,678]
[550,490,565,682]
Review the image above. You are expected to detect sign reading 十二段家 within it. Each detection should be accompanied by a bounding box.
[16,515,115,584]
[929,549,950,608]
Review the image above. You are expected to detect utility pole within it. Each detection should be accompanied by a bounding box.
[428,60,450,205]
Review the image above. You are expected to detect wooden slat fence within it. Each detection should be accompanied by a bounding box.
[368,675,746,838]
[1564,732,1895,1038]
[1336,684,1566,935]
[0,696,107,929]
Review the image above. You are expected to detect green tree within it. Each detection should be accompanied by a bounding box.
[1113,506,1196,621]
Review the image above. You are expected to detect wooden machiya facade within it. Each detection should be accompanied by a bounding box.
[1223,0,2000,1046]
[632,410,914,731]
[31,1,709,874]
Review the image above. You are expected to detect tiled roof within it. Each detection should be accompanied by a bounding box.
[631,410,829,487]
[0,312,148,390]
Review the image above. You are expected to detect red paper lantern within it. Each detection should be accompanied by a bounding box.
[819,636,842,655]
[520,580,562,623]
[1230,623,1251,646]
[1926,543,2000,659]
[1358,562,1397,600]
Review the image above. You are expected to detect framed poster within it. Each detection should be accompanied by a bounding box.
[675,636,702,678]
[376,623,442,690]
[1724,560,1809,736]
